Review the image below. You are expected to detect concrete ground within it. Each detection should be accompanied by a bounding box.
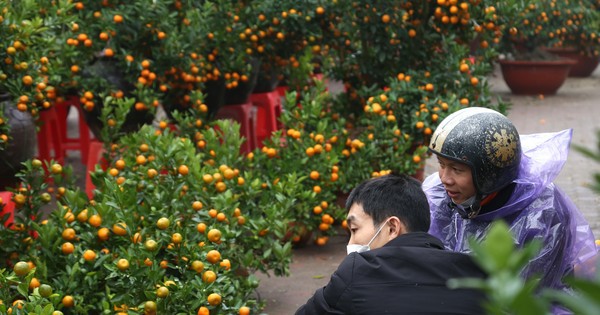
[61,65,600,314]
[253,65,600,315]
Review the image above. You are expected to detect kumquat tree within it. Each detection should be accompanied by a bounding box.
[2,0,579,314]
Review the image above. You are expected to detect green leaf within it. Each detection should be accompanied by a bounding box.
[41,304,55,315]
[478,221,515,271]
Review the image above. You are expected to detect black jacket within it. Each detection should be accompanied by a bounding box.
[295,232,487,315]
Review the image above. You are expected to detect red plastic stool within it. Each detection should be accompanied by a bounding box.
[276,85,289,98]
[37,96,92,164]
[214,102,258,153]
[250,90,283,147]
[54,96,92,164]
[0,191,15,227]
[85,140,106,199]
[37,107,65,164]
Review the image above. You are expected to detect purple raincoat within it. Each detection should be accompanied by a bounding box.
[424,129,598,291]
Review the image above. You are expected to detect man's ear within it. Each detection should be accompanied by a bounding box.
[387,216,407,239]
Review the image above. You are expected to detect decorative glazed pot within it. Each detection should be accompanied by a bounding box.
[252,64,280,94]
[223,58,261,106]
[498,58,577,95]
[0,94,37,189]
[543,47,600,78]
[80,58,154,140]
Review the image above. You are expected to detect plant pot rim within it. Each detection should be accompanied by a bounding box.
[543,46,580,53]
[498,58,577,66]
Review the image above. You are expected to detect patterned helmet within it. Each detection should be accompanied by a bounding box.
[428,107,521,195]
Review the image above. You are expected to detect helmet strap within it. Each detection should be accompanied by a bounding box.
[449,194,483,219]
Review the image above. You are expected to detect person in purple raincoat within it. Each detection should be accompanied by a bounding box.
[423,107,597,294]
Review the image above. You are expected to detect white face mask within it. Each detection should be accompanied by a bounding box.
[346,220,388,255]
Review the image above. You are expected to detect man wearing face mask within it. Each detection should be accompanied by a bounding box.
[295,173,487,315]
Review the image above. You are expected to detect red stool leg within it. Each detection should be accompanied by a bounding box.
[75,104,91,164]
[85,140,105,200]
[215,102,258,153]
[250,90,282,147]
[36,118,51,162]
[37,107,65,163]
[0,191,15,227]
[55,97,92,164]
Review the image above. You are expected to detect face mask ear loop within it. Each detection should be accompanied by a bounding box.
[366,220,388,247]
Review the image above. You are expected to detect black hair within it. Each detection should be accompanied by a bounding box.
[345,173,430,232]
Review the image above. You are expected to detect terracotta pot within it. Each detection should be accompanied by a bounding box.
[284,222,313,248]
[335,191,350,210]
[543,47,600,77]
[411,166,425,182]
[499,58,577,95]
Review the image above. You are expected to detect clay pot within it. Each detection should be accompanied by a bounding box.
[284,222,313,248]
[498,58,577,95]
[543,47,600,77]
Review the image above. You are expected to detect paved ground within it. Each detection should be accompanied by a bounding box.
[253,65,600,315]
[62,65,600,314]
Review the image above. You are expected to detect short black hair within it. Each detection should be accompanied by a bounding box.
[345,173,430,232]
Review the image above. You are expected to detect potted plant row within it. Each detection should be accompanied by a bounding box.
[495,0,600,95]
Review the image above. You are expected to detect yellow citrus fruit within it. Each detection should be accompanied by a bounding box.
[62,228,76,241]
[191,260,204,273]
[98,227,110,241]
[202,270,217,283]
[29,277,40,290]
[206,250,221,264]
[178,164,189,175]
[207,293,221,306]
[145,239,158,251]
[76,209,88,222]
[309,171,319,180]
[219,259,231,270]
[207,229,221,243]
[83,249,96,262]
[144,301,157,314]
[12,299,25,309]
[62,295,74,308]
[88,214,102,227]
[13,261,30,276]
[117,258,130,271]
[171,233,183,244]
[156,286,169,298]
[51,163,63,174]
[132,232,142,243]
[62,242,75,255]
[39,284,53,297]
[112,222,127,236]
[192,201,203,211]
[196,222,207,234]
[157,217,170,230]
